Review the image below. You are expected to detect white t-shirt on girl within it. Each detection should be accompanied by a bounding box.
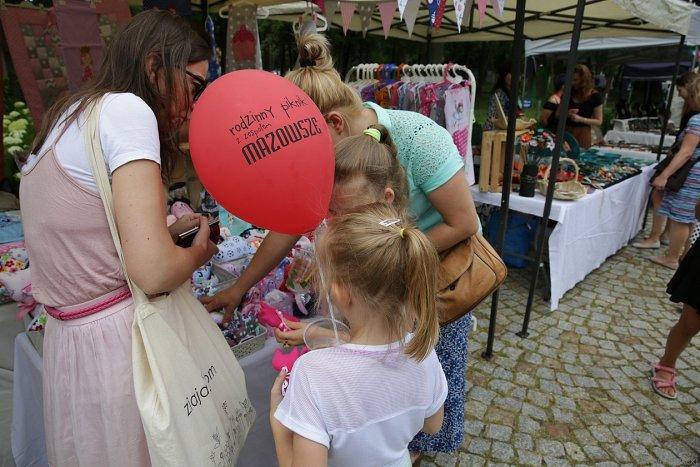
[27,92,161,192]
[274,335,448,467]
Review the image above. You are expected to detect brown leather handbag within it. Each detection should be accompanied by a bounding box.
[436,234,507,325]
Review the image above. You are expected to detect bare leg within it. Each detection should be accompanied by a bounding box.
[655,305,700,397]
[635,190,667,247]
[650,220,691,269]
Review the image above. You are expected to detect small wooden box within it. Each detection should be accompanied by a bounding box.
[479,130,528,192]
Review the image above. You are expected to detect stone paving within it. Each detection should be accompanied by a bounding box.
[423,236,700,466]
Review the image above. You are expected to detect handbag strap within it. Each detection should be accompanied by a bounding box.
[83,98,149,306]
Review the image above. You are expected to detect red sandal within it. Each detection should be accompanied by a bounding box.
[650,363,678,400]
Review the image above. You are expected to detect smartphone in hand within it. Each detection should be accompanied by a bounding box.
[176,218,220,248]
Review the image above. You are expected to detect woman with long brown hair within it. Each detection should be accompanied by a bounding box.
[20,11,216,465]
[565,64,603,149]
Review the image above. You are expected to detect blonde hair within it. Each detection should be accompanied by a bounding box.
[316,204,440,361]
[573,64,595,100]
[687,72,700,110]
[286,34,363,118]
[334,124,409,213]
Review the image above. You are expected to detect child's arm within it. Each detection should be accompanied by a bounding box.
[271,369,329,467]
[292,434,328,467]
[422,405,445,435]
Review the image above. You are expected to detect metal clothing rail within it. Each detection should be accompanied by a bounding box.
[345,62,478,170]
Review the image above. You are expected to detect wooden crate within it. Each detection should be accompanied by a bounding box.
[479,130,528,192]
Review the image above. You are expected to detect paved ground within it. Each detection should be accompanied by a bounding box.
[423,236,700,466]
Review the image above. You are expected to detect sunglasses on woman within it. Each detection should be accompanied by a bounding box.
[186,71,207,102]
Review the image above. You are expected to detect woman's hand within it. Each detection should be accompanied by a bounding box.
[201,283,245,327]
[167,213,202,241]
[652,176,668,190]
[274,318,308,347]
[191,216,219,266]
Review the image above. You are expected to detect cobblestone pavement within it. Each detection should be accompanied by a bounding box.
[423,238,700,466]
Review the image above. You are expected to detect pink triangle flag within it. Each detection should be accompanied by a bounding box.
[404,0,420,37]
[378,1,396,38]
[477,0,487,24]
[339,1,356,34]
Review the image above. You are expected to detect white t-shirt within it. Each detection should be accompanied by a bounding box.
[274,335,448,467]
[27,93,161,191]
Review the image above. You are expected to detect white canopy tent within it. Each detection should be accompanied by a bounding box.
[306,0,700,44]
[525,35,685,57]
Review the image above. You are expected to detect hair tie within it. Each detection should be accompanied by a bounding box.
[363,128,381,142]
[299,58,315,68]
[399,228,405,238]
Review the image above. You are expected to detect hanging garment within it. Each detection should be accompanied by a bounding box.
[445,84,475,185]
[226,3,262,71]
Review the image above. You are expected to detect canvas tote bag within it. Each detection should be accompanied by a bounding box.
[84,99,254,466]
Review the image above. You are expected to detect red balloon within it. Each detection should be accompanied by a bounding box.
[189,70,334,235]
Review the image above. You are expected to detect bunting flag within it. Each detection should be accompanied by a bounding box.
[427,0,439,26]
[339,1,356,34]
[403,0,420,37]
[398,0,409,20]
[454,0,466,31]
[378,1,396,38]
[433,0,447,30]
[490,0,504,17]
[458,0,474,31]
[357,3,375,37]
[476,0,487,23]
[325,0,340,22]
[205,15,221,82]
[313,0,326,14]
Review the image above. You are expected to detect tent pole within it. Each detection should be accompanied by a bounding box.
[655,35,685,162]
[481,0,526,360]
[518,0,587,338]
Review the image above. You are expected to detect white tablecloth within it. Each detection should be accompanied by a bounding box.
[604,129,673,148]
[472,163,654,310]
[12,332,279,467]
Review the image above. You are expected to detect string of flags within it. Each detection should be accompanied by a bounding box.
[316,0,504,38]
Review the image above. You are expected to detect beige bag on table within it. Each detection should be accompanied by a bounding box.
[84,99,254,466]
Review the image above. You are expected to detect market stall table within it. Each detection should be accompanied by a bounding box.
[604,129,673,148]
[473,148,657,310]
[12,331,279,467]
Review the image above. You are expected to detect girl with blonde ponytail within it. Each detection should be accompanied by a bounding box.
[270,204,447,467]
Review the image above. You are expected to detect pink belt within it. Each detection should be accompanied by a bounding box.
[45,286,132,321]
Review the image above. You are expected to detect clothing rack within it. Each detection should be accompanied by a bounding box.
[345,63,477,185]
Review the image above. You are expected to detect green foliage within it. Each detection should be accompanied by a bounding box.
[4,102,35,190]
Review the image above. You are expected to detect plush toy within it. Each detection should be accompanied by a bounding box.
[0,268,36,319]
[212,236,254,264]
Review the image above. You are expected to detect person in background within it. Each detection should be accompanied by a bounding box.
[19,11,216,465]
[651,201,700,399]
[650,74,700,270]
[565,64,603,149]
[484,60,522,131]
[539,73,566,133]
[270,204,446,467]
[635,72,700,250]
[592,73,607,145]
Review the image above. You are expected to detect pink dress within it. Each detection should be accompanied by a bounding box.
[20,142,150,466]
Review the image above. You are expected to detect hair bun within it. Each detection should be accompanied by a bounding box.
[297,34,333,71]
[366,124,395,149]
